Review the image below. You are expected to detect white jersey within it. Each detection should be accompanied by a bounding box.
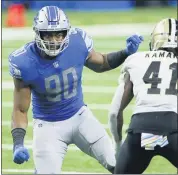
[120,50,177,114]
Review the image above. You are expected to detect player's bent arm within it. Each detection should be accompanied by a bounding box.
[118,72,134,113]
[85,49,129,73]
[11,78,31,149]
[116,111,123,140]
[117,72,134,137]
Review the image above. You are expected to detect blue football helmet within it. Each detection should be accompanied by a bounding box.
[33,6,71,57]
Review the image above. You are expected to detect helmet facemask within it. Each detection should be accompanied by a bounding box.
[34,29,70,57]
[33,6,71,57]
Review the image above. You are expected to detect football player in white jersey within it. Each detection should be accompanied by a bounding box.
[108,18,178,173]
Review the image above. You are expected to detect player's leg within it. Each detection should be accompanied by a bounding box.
[159,133,178,168]
[108,84,124,153]
[32,119,68,174]
[115,132,154,174]
[73,107,116,173]
[150,112,178,168]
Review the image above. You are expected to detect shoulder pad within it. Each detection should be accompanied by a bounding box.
[8,42,33,80]
[74,28,93,52]
[124,51,146,64]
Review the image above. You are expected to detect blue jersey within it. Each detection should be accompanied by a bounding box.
[9,28,93,121]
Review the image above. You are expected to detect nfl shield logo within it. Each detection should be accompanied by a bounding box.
[53,62,59,68]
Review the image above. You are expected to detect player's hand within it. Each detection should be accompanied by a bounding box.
[126,34,144,55]
[13,145,30,164]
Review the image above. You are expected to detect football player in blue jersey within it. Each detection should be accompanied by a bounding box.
[9,6,143,174]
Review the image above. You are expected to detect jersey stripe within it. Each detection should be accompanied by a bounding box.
[168,18,172,36]
[54,6,59,25]
[87,41,93,52]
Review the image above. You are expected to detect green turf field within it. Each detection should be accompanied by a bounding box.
[2,8,177,174]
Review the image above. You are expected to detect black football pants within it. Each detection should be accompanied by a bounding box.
[114,132,178,174]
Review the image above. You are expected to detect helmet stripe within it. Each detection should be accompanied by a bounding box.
[50,6,57,25]
[168,18,172,36]
[175,20,178,36]
[170,18,176,42]
[54,6,59,25]
[46,6,51,25]
[47,6,58,25]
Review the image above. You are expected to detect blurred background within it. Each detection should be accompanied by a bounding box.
[2,0,177,11]
[2,0,177,174]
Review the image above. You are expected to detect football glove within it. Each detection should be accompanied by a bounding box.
[13,145,30,164]
[126,34,144,55]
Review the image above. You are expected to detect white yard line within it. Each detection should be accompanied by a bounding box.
[2,24,153,40]
[1,169,166,174]
[2,121,129,130]
[2,144,81,151]
[2,81,117,93]
[2,102,110,110]
[2,169,105,174]
[2,121,108,128]
[2,82,14,89]
[2,71,119,82]
[2,81,134,110]
[2,102,134,111]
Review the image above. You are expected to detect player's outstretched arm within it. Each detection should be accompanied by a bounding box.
[118,73,134,113]
[11,78,31,164]
[12,78,31,129]
[85,35,143,73]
